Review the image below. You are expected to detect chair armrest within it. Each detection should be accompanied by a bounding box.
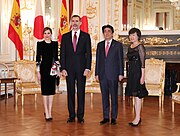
[15,79,23,89]
[175,83,180,93]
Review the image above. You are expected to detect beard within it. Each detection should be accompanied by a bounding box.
[72,24,78,29]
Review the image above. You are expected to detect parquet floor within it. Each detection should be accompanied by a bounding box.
[0,93,180,136]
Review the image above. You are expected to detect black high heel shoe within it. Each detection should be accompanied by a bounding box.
[129,118,141,127]
[44,113,52,121]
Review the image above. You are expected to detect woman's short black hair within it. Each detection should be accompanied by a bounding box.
[102,24,114,33]
[43,27,52,34]
[128,28,141,41]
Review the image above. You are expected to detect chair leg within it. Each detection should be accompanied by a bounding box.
[22,94,24,106]
[90,93,93,108]
[35,94,37,102]
[15,92,18,104]
[172,101,175,113]
[159,96,162,108]
[132,97,135,106]
[162,94,164,106]
[90,93,93,102]
[141,98,144,109]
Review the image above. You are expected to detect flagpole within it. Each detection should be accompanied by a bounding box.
[15,49,17,61]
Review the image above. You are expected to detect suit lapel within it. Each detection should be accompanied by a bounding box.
[109,39,115,52]
[104,39,115,57]
[76,31,81,52]
[101,41,106,57]
[76,31,84,53]
[69,31,75,52]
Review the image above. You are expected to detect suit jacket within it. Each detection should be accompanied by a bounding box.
[60,30,92,74]
[95,39,124,80]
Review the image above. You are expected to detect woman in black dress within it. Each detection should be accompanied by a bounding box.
[36,27,60,121]
[125,28,146,126]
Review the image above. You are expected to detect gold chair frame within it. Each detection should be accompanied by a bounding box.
[172,83,180,112]
[14,60,41,105]
[145,58,166,108]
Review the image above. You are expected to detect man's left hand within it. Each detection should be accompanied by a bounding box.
[119,75,124,82]
[83,69,90,77]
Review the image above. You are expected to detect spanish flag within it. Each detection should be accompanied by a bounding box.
[8,0,23,60]
[58,0,69,43]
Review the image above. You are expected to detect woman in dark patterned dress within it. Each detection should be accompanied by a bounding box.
[36,27,60,121]
[125,28,146,126]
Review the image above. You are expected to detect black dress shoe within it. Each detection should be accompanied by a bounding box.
[129,118,141,127]
[111,119,117,125]
[100,119,109,125]
[78,118,84,124]
[67,118,75,123]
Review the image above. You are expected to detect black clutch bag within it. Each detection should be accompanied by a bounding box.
[137,83,149,99]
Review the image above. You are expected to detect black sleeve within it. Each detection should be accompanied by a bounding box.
[36,41,41,66]
[85,33,92,70]
[95,43,100,76]
[138,44,146,68]
[118,42,124,76]
[60,34,66,71]
[54,41,59,61]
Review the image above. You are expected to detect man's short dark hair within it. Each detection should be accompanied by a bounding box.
[102,24,114,33]
[71,15,81,21]
[128,28,141,41]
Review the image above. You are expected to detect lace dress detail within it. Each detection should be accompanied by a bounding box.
[125,44,146,96]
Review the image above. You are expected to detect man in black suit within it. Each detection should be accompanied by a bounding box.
[60,15,92,123]
[95,25,124,125]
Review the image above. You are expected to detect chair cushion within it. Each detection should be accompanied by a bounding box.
[146,84,162,95]
[172,92,180,102]
[17,87,41,94]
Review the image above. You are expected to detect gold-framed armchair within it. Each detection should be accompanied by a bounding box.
[14,60,41,105]
[145,58,166,108]
[172,83,180,112]
[85,61,101,101]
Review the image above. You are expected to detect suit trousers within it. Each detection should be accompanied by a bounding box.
[66,72,86,119]
[99,77,118,119]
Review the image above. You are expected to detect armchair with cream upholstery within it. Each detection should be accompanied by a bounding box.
[145,58,166,107]
[172,83,180,112]
[85,61,101,101]
[14,60,41,105]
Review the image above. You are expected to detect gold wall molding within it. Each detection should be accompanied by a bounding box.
[113,0,121,39]
[146,51,180,56]
[118,35,180,47]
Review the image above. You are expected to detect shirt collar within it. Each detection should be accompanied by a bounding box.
[105,39,112,46]
[72,29,80,36]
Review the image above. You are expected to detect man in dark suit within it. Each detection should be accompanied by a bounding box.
[60,15,92,123]
[95,25,124,125]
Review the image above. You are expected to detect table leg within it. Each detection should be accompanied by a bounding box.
[0,83,1,100]
[5,83,7,104]
[14,82,16,106]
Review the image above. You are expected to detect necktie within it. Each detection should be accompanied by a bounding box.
[105,41,110,57]
[73,32,77,52]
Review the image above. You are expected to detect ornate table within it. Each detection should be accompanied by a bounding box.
[0,77,18,105]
